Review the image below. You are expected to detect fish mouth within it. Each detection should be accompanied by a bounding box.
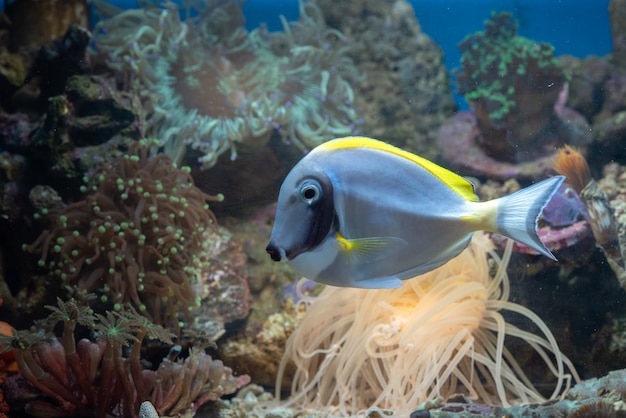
[266,243,287,262]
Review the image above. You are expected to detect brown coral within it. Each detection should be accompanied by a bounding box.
[26,141,223,329]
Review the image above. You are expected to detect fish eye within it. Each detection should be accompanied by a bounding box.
[299,180,322,205]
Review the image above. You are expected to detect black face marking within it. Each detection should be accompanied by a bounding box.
[300,177,334,252]
[266,171,337,263]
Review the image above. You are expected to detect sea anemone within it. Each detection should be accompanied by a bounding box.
[92,0,360,168]
[274,233,578,416]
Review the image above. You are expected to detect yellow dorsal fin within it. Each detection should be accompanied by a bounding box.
[320,136,478,202]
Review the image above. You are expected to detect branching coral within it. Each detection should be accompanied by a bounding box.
[25,140,222,330]
[274,233,579,416]
[0,296,250,417]
[91,0,360,168]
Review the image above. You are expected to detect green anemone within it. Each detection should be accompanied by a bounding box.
[92,0,361,168]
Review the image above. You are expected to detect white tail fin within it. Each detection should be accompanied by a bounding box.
[495,176,565,260]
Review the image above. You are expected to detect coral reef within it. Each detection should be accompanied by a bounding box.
[91,0,360,169]
[438,12,592,179]
[274,234,578,416]
[0,26,148,318]
[24,141,224,331]
[0,295,250,417]
[2,2,626,418]
[314,0,456,160]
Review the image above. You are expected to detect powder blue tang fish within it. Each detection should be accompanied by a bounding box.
[266,136,565,289]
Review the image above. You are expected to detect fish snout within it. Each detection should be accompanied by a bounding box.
[266,242,287,262]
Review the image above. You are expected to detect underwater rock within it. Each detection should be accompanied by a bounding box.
[558,11,626,165]
[62,75,140,145]
[5,0,89,53]
[437,111,556,179]
[408,370,626,417]
[0,151,27,221]
[610,0,626,68]
[3,24,92,114]
[595,111,626,150]
[191,139,289,214]
[0,14,26,95]
[595,72,626,122]
[1,74,142,183]
[218,299,301,388]
[191,225,252,341]
[593,73,626,156]
[559,55,611,121]
[315,0,456,160]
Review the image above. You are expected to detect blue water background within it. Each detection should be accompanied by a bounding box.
[1,0,612,107]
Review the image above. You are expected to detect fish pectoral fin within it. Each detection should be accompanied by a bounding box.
[353,275,404,289]
[335,233,407,263]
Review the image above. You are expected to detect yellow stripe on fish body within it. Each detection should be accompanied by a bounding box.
[319,136,479,202]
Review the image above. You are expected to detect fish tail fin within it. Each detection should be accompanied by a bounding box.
[494,175,565,260]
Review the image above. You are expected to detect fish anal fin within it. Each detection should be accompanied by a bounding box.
[353,275,404,289]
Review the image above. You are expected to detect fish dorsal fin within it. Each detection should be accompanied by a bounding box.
[320,136,478,202]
